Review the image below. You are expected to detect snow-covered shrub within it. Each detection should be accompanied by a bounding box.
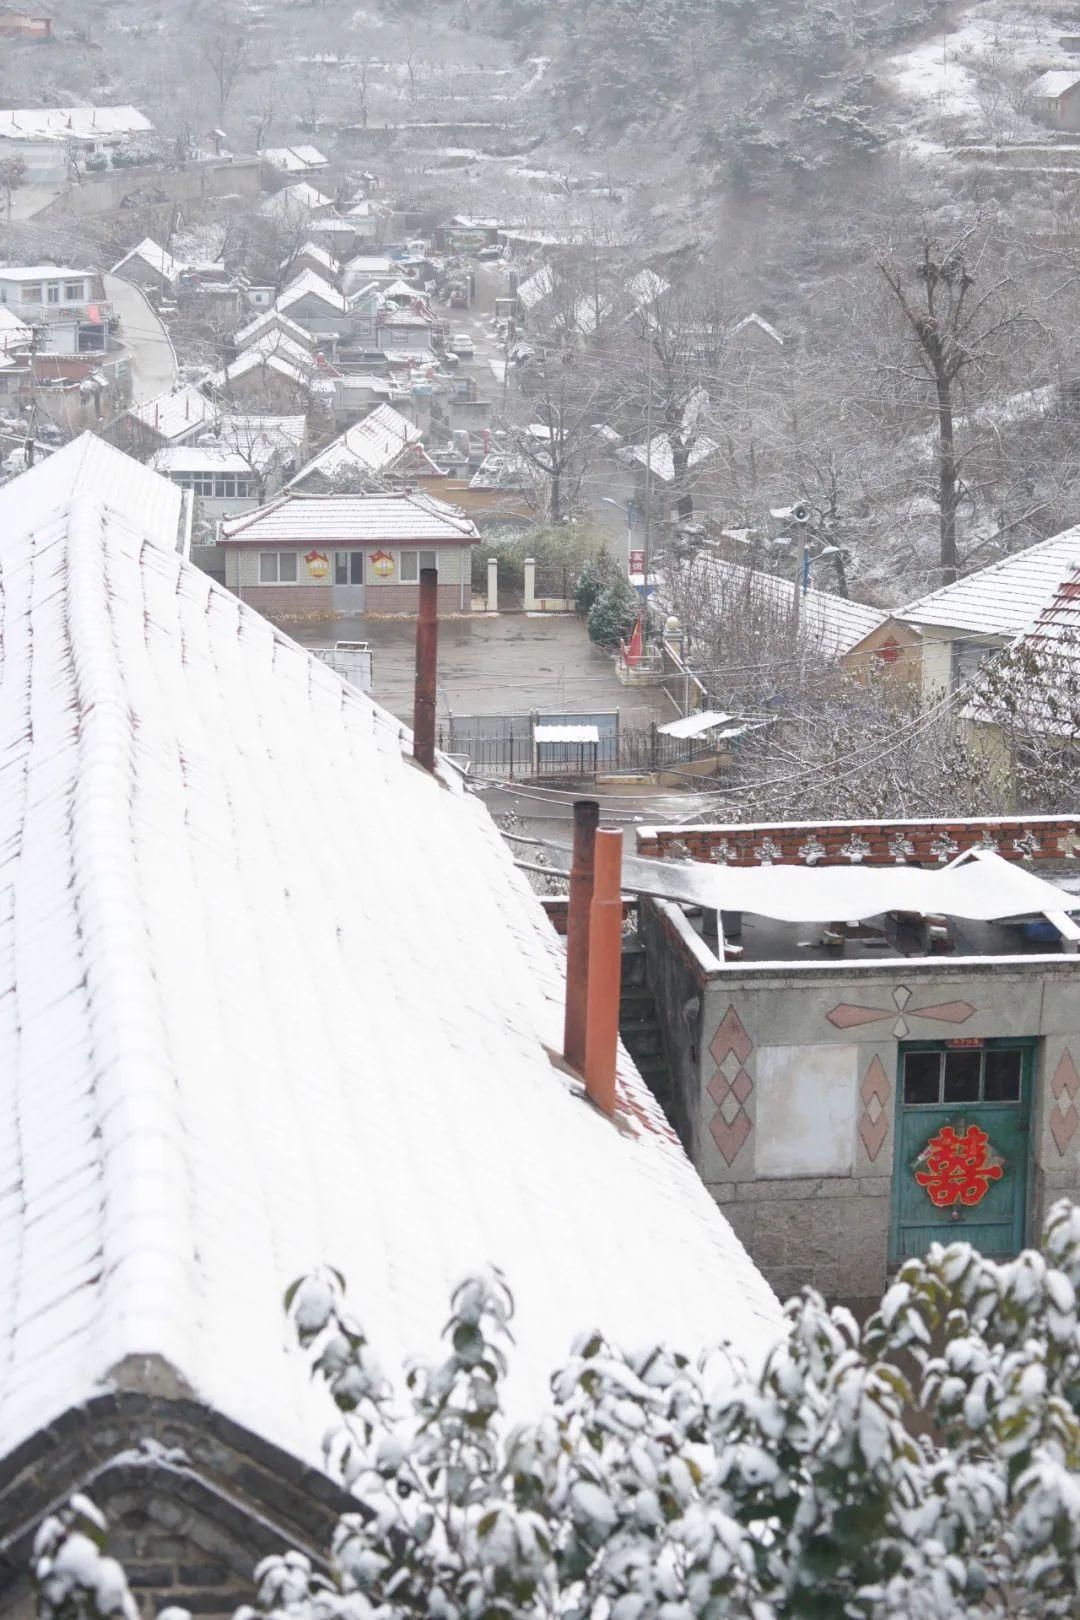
[35,1203,1080,1620]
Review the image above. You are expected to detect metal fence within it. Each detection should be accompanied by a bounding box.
[437,712,728,780]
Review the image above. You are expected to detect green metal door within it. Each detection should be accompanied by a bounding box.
[890,1040,1034,1265]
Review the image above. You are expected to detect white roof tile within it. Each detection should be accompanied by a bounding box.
[0,105,152,140]
[0,432,183,542]
[111,237,179,283]
[0,437,782,1459]
[233,309,316,352]
[287,404,419,486]
[683,555,885,657]
[276,270,349,315]
[1033,69,1080,98]
[222,489,480,544]
[898,524,1080,636]
[129,384,219,442]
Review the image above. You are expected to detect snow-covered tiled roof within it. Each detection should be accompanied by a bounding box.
[287,404,420,487]
[222,489,480,544]
[0,104,152,140]
[276,270,349,315]
[216,413,307,451]
[283,241,341,278]
[111,237,179,283]
[129,383,219,442]
[1033,69,1080,98]
[261,145,328,172]
[686,555,885,658]
[898,524,1080,636]
[0,431,186,544]
[264,180,333,213]
[234,309,316,353]
[205,333,317,391]
[0,304,32,352]
[0,439,782,1460]
[150,445,256,475]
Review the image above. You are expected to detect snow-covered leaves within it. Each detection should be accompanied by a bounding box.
[33,1497,139,1620]
[36,1206,1080,1620]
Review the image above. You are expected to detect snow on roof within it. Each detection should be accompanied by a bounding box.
[262,145,328,171]
[618,432,720,483]
[0,481,782,1467]
[657,710,735,740]
[0,431,184,545]
[233,308,316,352]
[1032,69,1080,98]
[0,104,153,140]
[346,254,395,273]
[897,524,1080,636]
[287,404,420,487]
[222,489,480,544]
[284,241,340,278]
[469,450,532,491]
[215,413,307,451]
[276,269,349,315]
[129,384,219,442]
[0,304,32,351]
[111,237,180,283]
[261,181,333,217]
[0,265,91,280]
[624,847,1080,928]
[516,266,553,310]
[729,310,785,347]
[686,555,886,658]
[205,339,316,392]
[150,445,256,475]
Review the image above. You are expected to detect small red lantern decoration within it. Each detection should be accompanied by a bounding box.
[914,1124,1003,1208]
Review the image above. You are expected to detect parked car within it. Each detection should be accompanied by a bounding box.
[450,333,475,358]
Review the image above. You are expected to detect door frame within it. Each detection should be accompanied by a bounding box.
[888,1037,1037,1266]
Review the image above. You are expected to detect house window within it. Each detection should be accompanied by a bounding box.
[213,475,252,498]
[189,472,215,495]
[334,551,364,585]
[258,551,299,584]
[46,284,60,304]
[951,639,997,690]
[21,285,42,303]
[64,281,84,301]
[399,549,437,583]
[901,1043,1025,1107]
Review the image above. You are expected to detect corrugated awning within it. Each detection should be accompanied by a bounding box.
[658,710,733,740]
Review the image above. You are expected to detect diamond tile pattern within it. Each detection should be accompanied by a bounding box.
[858,1056,891,1164]
[1050,1049,1080,1157]
[708,1005,754,1166]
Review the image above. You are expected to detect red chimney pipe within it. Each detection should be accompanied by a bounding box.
[563,798,600,1074]
[413,566,438,772]
[583,828,623,1116]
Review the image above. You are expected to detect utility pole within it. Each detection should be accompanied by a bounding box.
[642,327,654,624]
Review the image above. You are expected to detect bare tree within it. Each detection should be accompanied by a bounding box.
[879,227,1023,585]
[0,156,27,223]
[201,29,252,125]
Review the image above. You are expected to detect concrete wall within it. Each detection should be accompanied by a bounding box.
[642,895,1080,1310]
[39,158,263,220]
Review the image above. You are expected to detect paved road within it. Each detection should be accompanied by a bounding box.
[288,609,674,730]
[103,274,178,404]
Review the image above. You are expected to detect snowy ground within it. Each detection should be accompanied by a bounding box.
[884,1,1070,151]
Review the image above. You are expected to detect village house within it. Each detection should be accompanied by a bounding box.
[285,402,431,493]
[341,253,398,296]
[202,333,329,414]
[117,382,220,456]
[220,489,479,615]
[0,8,52,39]
[843,523,1080,698]
[1031,68,1080,130]
[281,241,342,287]
[260,180,334,224]
[0,266,110,354]
[110,237,181,296]
[328,370,412,426]
[232,307,317,358]
[633,813,1080,1314]
[0,104,153,180]
[274,270,350,338]
[260,143,328,177]
[0,432,782,1611]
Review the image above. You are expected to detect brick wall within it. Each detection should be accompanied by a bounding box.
[234,584,332,616]
[364,582,467,615]
[0,1393,350,1620]
[637,815,1080,867]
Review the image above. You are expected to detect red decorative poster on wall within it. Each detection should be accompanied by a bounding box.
[370,550,395,579]
[914,1124,1003,1208]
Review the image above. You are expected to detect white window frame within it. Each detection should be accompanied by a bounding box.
[258,551,299,584]
[399,548,437,584]
[64,281,84,301]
